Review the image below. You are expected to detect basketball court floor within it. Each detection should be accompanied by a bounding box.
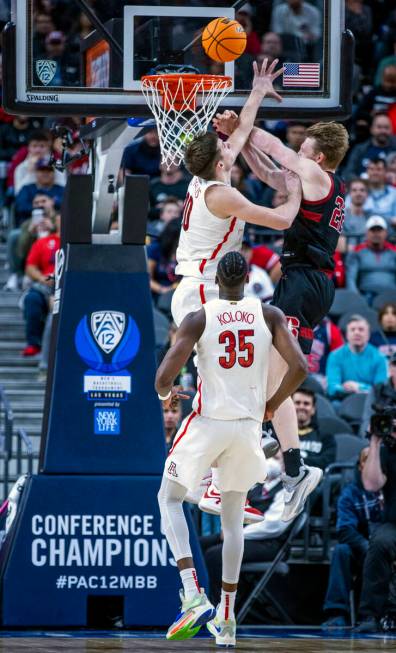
[1,629,396,652]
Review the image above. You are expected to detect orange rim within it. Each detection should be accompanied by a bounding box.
[141,73,233,111]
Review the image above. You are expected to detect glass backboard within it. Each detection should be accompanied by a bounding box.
[3,0,354,119]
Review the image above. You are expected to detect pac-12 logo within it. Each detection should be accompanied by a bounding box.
[36,60,57,85]
[75,311,140,373]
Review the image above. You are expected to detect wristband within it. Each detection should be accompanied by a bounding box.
[158,390,172,401]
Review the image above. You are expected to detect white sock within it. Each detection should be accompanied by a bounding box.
[211,467,220,488]
[219,589,237,621]
[180,568,200,600]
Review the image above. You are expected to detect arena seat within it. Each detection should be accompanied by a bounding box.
[315,394,337,419]
[337,393,368,432]
[318,416,353,436]
[335,433,365,462]
[372,289,396,310]
[237,511,307,624]
[328,289,368,320]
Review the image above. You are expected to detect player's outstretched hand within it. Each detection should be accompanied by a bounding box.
[252,58,283,102]
[213,110,239,136]
[284,170,302,199]
[162,386,190,409]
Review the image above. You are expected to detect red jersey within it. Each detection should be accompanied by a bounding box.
[26,234,60,276]
[251,245,280,272]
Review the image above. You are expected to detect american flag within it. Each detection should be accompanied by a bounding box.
[283,63,321,88]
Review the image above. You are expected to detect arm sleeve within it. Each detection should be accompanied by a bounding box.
[243,490,289,540]
[326,350,346,398]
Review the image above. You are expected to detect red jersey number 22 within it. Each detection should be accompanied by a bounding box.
[329,195,345,234]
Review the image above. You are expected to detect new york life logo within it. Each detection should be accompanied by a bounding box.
[74,311,140,435]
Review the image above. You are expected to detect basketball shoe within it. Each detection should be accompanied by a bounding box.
[166,588,215,641]
[281,465,323,522]
[198,484,264,523]
[207,610,237,647]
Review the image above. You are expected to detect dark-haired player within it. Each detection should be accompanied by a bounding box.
[156,251,307,645]
[214,112,349,512]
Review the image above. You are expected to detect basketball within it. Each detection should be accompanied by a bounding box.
[202,17,247,63]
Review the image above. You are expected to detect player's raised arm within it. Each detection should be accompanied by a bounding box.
[262,306,308,418]
[155,309,205,401]
[205,171,301,230]
[225,58,283,161]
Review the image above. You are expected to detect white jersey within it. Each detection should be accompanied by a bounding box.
[175,176,245,280]
[193,296,272,422]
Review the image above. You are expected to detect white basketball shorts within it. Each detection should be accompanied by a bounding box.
[171,276,218,327]
[164,412,267,494]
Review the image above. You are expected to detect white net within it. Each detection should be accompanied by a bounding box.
[141,74,232,169]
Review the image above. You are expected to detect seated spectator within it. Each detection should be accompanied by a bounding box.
[230,161,262,203]
[260,31,285,66]
[342,178,370,249]
[375,29,396,87]
[35,30,79,86]
[201,452,291,604]
[343,113,396,181]
[148,197,182,237]
[14,130,65,194]
[162,399,182,453]
[293,387,336,470]
[307,317,344,388]
[22,213,60,356]
[285,121,306,153]
[4,194,56,291]
[15,158,64,225]
[363,159,396,231]
[346,216,396,302]
[121,128,161,179]
[149,162,189,208]
[355,64,396,124]
[147,218,180,302]
[250,242,282,284]
[322,447,383,628]
[370,303,396,359]
[386,151,396,187]
[326,315,388,400]
[271,0,322,58]
[0,115,37,163]
[241,237,274,302]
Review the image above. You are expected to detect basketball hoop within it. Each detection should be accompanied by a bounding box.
[141,71,232,168]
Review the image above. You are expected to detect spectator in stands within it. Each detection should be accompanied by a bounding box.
[0,115,37,162]
[35,31,79,86]
[163,399,182,453]
[202,451,293,604]
[326,315,388,400]
[15,158,65,225]
[293,387,336,470]
[147,197,182,237]
[363,159,396,230]
[346,216,396,301]
[355,64,396,124]
[361,352,396,437]
[375,28,396,87]
[285,121,306,153]
[22,213,60,356]
[271,0,322,55]
[343,114,396,180]
[241,237,274,302]
[356,412,396,632]
[342,179,370,249]
[260,31,285,66]
[370,303,396,360]
[322,446,383,628]
[147,217,180,302]
[308,317,344,388]
[149,162,189,208]
[231,161,262,203]
[33,12,55,55]
[235,4,260,56]
[14,130,65,194]
[121,128,161,179]
[345,0,373,74]
[248,241,282,284]
[386,152,396,187]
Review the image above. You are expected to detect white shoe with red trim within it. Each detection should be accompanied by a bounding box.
[198,483,264,523]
